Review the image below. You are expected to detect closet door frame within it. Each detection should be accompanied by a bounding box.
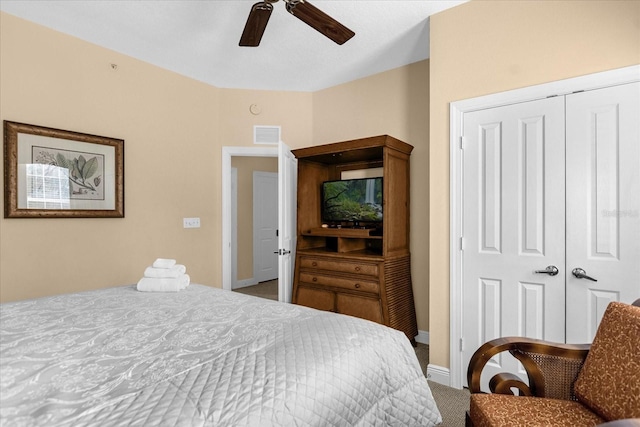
[446,65,640,390]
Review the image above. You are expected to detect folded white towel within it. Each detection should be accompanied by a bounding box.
[152,258,176,269]
[144,264,186,278]
[180,274,190,290]
[137,274,190,292]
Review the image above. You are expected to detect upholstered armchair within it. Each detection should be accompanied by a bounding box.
[466,299,640,426]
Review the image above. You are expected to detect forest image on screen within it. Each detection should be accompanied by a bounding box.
[322,178,383,223]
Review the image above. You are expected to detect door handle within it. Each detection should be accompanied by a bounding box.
[273,249,291,255]
[534,265,559,276]
[572,268,597,282]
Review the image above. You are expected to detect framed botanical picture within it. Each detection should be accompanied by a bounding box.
[3,121,124,218]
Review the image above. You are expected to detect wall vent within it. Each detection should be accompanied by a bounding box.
[254,126,281,145]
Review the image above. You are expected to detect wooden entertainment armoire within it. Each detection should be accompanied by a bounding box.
[291,135,418,342]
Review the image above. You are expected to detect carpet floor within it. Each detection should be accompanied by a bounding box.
[415,343,470,426]
[235,282,470,426]
[233,280,278,300]
[428,380,470,426]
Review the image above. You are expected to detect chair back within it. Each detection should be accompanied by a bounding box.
[574,301,640,421]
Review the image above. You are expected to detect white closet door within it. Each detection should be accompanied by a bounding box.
[565,82,640,343]
[461,96,566,389]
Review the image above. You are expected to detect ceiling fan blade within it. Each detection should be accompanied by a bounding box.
[239,2,274,47]
[286,0,355,45]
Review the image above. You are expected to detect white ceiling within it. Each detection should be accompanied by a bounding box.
[0,0,466,92]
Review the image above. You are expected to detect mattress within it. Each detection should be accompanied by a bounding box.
[0,284,442,426]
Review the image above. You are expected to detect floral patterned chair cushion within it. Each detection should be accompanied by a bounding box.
[469,393,605,427]
[574,302,640,421]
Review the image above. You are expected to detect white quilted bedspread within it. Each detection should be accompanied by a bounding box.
[0,284,442,426]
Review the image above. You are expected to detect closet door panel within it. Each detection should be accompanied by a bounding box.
[460,97,566,389]
[565,82,640,343]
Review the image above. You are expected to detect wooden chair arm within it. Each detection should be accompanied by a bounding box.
[467,336,590,398]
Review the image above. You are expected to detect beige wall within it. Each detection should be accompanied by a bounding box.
[0,13,312,301]
[0,13,221,301]
[429,0,640,369]
[231,156,278,281]
[218,88,313,148]
[312,60,431,331]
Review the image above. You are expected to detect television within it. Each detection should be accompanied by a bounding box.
[321,177,383,225]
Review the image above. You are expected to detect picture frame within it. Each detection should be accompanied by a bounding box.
[3,121,124,218]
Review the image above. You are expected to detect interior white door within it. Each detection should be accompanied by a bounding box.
[253,171,278,283]
[565,82,640,343]
[461,97,566,389]
[278,141,297,303]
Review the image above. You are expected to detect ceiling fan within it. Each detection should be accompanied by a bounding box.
[239,0,355,47]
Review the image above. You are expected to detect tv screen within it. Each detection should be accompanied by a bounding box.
[321,177,383,223]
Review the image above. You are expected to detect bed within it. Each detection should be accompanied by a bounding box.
[0,284,442,426]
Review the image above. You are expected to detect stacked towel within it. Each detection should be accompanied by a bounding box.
[136,258,190,292]
[152,258,176,269]
[144,264,186,278]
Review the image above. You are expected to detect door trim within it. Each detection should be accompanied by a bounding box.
[448,65,640,389]
[231,167,238,289]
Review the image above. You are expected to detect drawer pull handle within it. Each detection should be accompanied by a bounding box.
[312,277,317,282]
[312,262,317,267]
[355,266,361,272]
[354,283,361,289]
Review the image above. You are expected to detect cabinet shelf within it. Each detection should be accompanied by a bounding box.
[301,230,382,254]
[302,227,382,239]
[297,247,384,260]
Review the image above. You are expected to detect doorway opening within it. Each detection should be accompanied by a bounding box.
[222,146,278,300]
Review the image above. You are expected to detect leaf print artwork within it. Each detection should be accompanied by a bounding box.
[33,146,105,200]
[5,121,124,217]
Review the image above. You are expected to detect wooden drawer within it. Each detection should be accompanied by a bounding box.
[299,272,379,294]
[296,286,335,312]
[299,257,379,277]
[336,293,383,323]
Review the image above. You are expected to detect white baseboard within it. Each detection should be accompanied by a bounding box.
[426,364,451,387]
[415,330,429,345]
[232,278,258,290]
[418,333,455,388]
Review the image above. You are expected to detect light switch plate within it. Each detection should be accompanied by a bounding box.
[183,217,200,228]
